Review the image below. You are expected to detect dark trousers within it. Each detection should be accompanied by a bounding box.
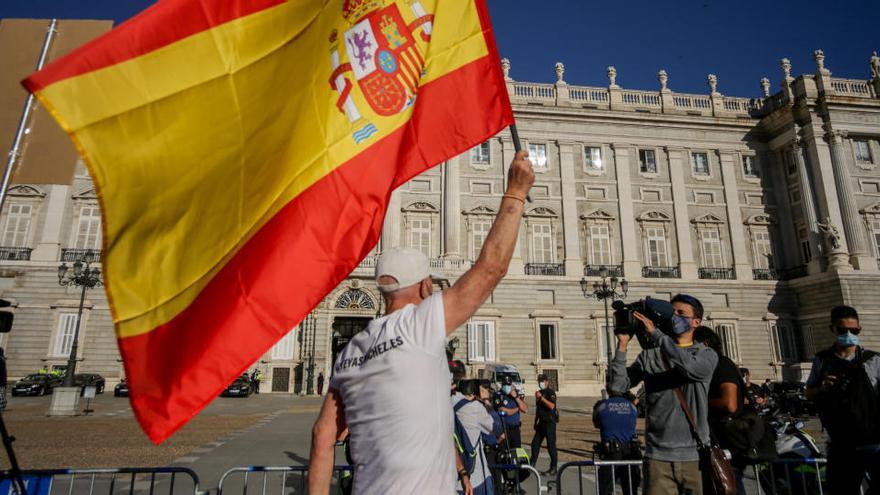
[598,446,641,495]
[504,424,521,449]
[827,443,880,494]
[530,420,557,469]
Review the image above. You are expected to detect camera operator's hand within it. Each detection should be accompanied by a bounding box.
[632,311,656,334]
[820,374,837,393]
[616,332,631,352]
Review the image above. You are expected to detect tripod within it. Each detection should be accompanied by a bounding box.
[0,410,26,494]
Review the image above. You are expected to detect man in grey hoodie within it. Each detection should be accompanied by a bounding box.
[609,294,718,495]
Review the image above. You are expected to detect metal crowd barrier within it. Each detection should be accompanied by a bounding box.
[489,463,544,494]
[554,458,829,495]
[217,464,543,495]
[217,466,352,495]
[0,467,201,495]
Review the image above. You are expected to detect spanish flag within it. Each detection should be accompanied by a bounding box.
[24,0,513,444]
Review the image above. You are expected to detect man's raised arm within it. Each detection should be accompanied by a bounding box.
[443,151,534,334]
[308,389,346,494]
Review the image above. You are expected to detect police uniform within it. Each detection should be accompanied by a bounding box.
[494,392,523,448]
[592,395,641,495]
[530,385,558,473]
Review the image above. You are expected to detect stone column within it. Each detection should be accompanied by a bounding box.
[827,129,873,270]
[801,123,852,270]
[381,186,402,252]
[443,158,461,258]
[665,148,697,279]
[31,185,69,262]
[611,144,641,279]
[501,138,524,275]
[791,140,823,274]
[718,151,753,280]
[557,141,582,276]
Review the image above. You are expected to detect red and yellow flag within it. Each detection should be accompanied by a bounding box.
[24,0,513,443]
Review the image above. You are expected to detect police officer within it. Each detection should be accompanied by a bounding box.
[530,374,558,476]
[495,376,528,449]
[592,387,641,495]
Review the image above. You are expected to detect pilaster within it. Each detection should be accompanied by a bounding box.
[557,141,583,276]
[31,185,69,262]
[802,123,851,266]
[717,151,753,280]
[501,138,524,275]
[791,138,823,274]
[381,186,402,251]
[826,128,874,270]
[442,158,461,258]
[665,147,697,279]
[611,144,641,279]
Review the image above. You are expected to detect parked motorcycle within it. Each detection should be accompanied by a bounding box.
[757,415,826,495]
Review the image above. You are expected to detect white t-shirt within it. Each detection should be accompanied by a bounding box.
[330,293,456,495]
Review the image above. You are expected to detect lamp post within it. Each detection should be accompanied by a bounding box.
[303,312,316,395]
[580,267,628,381]
[57,261,102,387]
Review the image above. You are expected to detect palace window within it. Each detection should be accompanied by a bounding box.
[531,223,554,263]
[75,206,102,250]
[639,149,657,174]
[271,329,296,360]
[692,152,710,176]
[588,224,612,265]
[467,321,496,362]
[645,226,669,267]
[528,143,548,169]
[700,228,724,268]
[1,204,32,247]
[471,221,491,261]
[539,323,558,360]
[715,323,740,363]
[53,313,78,357]
[409,217,432,258]
[854,139,873,163]
[471,141,490,164]
[771,322,799,363]
[584,146,603,171]
[742,155,758,177]
[752,229,774,269]
[871,219,880,258]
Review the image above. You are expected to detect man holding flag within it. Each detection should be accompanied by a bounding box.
[23,0,516,444]
[309,151,534,494]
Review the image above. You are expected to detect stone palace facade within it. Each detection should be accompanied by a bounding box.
[2,22,880,394]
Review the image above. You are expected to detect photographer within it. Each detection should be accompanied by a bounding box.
[451,361,501,495]
[609,294,717,495]
[805,305,880,494]
[592,386,640,495]
[494,376,528,449]
[739,368,768,413]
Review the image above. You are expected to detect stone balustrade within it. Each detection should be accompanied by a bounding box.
[509,80,763,117]
[830,77,876,98]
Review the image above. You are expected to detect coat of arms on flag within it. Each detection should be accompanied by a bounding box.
[329,0,434,143]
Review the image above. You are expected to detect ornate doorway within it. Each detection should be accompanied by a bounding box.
[332,317,372,364]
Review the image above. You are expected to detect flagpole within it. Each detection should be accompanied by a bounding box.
[509,124,532,202]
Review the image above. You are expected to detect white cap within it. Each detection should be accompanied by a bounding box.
[375,247,430,293]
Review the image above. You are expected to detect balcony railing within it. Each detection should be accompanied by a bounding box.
[0,247,32,261]
[584,264,623,278]
[642,266,680,278]
[752,268,779,281]
[698,267,736,280]
[430,258,472,272]
[60,249,102,263]
[525,263,565,276]
[357,255,378,269]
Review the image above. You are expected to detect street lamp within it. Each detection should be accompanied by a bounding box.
[57,261,102,387]
[580,267,628,381]
[302,312,317,395]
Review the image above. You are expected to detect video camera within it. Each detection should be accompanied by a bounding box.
[456,378,493,399]
[611,297,675,348]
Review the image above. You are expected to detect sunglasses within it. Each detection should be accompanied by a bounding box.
[833,326,861,335]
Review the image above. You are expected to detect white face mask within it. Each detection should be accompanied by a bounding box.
[538,382,547,390]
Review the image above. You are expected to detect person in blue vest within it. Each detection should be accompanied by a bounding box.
[592,386,641,495]
[494,376,528,449]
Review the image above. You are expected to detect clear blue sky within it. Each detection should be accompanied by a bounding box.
[1,0,877,97]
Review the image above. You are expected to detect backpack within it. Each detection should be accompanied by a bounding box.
[453,399,479,474]
[815,348,880,446]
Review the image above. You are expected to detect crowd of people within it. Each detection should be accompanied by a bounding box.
[307,152,879,495]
